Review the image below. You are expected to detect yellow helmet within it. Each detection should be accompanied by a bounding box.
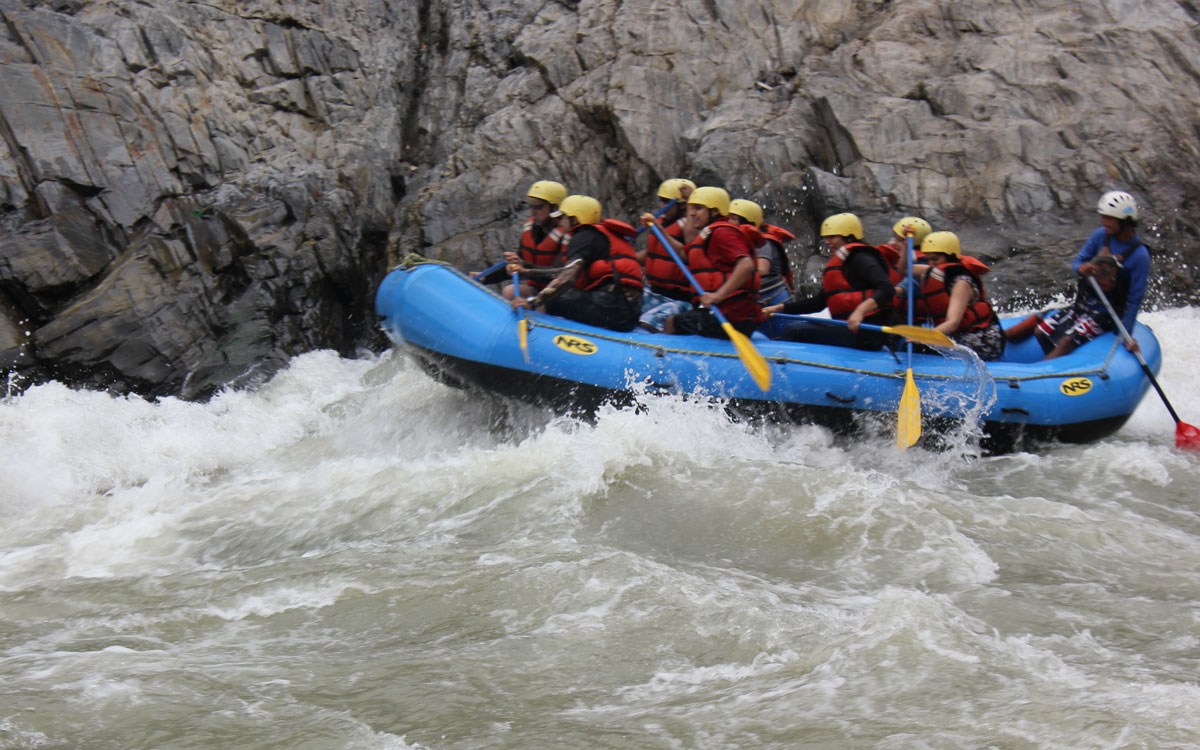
[892,216,932,245]
[657,178,695,201]
[687,186,731,215]
[819,212,863,240]
[554,194,602,225]
[527,180,567,206]
[921,231,961,258]
[728,199,764,228]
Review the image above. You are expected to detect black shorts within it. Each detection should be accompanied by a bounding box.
[671,307,756,339]
[545,287,641,332]
[778,321,893,351]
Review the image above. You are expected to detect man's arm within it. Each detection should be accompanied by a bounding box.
[514,259,574,280]
[525,260,584,307]
[514,227,607,308]
[848,252,895,307]
[775,286,826,315]
[699,255,756,308]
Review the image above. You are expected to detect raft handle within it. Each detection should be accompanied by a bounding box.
[825,392,856,404]
[1001,407,1031,416]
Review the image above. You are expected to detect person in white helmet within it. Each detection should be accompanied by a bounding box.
[1071,190,1150,352]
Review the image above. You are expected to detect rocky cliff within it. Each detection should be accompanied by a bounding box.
[2,0,1198,398]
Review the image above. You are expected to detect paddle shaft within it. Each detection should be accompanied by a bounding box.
[648,222,771,392]
[772,313,954,348]
[636,199,677,236]
[514,269,530,361]
[897,232,920,450]
[474,260,506,281]
[1087,275,1183,425]
[772,313,891,336]
[905,234,915,364]
[648,223,735,325]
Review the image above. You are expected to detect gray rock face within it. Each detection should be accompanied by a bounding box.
[0,0,407,396]
[1,0,1198,398]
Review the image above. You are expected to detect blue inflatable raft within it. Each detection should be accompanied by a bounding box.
[375,256,1162,452]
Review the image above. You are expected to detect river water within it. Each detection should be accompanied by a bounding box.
[2,308,1199,749]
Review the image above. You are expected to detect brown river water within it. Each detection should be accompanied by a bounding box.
[2,308,1198,749]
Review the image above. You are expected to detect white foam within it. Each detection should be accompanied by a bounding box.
[1123,307,1200,439]
[0,309,1197,748]
[205,579,370,620]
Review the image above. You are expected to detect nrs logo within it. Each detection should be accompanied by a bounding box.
[1059,377,1093,396]
[553,335,597,355]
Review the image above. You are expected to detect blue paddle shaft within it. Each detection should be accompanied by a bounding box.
[771,313,890,335]
[636,199,678,236]
[648,222,734,327]
[473,260,507,282]
[906,234,915,364]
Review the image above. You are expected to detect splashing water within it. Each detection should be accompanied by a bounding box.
[2,311,1199,748]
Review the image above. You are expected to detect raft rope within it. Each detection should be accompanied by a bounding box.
[397,254,1118,384]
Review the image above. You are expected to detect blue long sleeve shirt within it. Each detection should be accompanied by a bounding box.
[1071,226,1150,332]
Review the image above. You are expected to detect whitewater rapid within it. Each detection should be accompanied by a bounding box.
[2,308,1198,749]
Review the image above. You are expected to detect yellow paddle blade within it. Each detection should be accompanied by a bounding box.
[721,321,772,392]
[897,368,921,450]
[518,317,530,362]
[883,324,955,348]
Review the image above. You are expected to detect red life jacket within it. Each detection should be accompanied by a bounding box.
[822,242,897,319]
[573,220,644,292]
[959,255,990,298]
[761,223,795,288]
[913,261,997,332]
[643,218,691,299]
[685,221,761,302]
[518,218,566,290]
[875,244,904,285]
[762,224,795,244]
[908,251,991,283]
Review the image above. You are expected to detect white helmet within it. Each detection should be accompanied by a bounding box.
[1097,191,1137,222]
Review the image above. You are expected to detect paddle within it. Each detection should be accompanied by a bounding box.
[773,314,954,348]
[636,199,677,236]
[897,231,920,449]
[513,268,530,362]
[472,260,506,283]
[649,222,771,391]
[1087,275,1200,451]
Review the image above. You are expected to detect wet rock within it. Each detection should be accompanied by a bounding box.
[0,0,1197,398]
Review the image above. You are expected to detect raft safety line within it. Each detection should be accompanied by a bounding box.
[401,256,1118,385]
